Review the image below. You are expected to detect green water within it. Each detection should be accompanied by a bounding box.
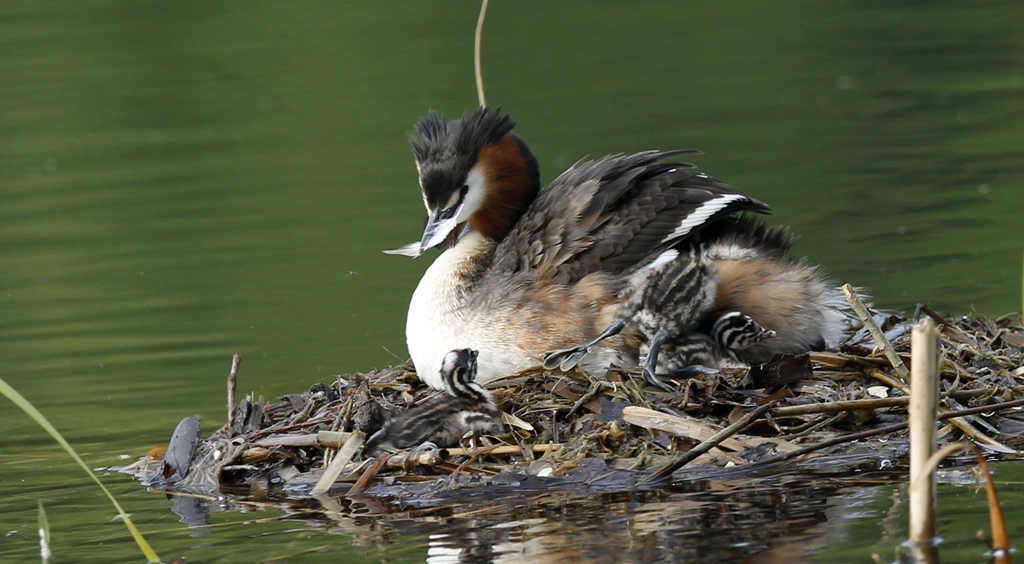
[1,2,1023,562]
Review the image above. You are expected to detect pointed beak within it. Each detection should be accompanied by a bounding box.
[382,241,422,257]
[419,201,464,254]
[383,199,467,259]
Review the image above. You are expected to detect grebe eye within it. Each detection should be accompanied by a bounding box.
[443,186,467,211]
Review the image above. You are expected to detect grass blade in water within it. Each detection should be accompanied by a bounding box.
[0,377,161,564]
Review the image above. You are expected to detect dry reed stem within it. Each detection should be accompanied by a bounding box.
[906,441,965,563]
[474,0,489,107]
[254,430,350,449]
[310,430,364,495]
[909,319,940,543]
[226,354,240,435]
[843,284,909,380]
[970,443,1011,562]
[772,396,908,417]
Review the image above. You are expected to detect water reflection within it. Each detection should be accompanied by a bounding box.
[264,481,842,563]
[148,463,999,564]
[142,472,923,563]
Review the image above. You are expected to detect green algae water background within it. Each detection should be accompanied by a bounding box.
[1,2,1023,562]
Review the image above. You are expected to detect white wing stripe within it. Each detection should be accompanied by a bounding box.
[661,194,748,244]
[637,249,679,274]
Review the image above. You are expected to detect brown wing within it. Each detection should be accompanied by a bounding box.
[489,150,771,283]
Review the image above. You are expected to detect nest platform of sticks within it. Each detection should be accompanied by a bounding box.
[121,303,1024,508]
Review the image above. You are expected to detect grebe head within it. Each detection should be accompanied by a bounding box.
[712,312,777,355]
[408,108,540,255]
[439,348,487,399]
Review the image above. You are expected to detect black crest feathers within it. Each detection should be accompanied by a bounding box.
[410,107,516,164]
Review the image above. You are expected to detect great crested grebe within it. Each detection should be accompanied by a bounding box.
[365,349,502,453]
[390,108,850,390]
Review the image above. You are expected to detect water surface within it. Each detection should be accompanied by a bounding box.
[2,2,1023,562]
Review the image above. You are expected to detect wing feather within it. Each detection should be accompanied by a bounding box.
[489,151,770,283]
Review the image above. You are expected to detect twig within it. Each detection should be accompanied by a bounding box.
[934,398,1024,424]
[746,397,1024,469]
[382,448,447,470]
[813,350,890,368]
[770,388,1014,418]
[940,412,1015,453]
[246,415,336,439]
[752,421,910,468]
[915,303,948,327]
[566,380,608,418]
[865,368,910,391]
[778,412,846,440]
[314,444,564,480]
[772,397,909,417]
[226,354,240,436]
[843,284,909,380]
[310,430,364,496]
[474,0,490,107]
[444,443,562,457]
[449,443,506,481]
[865,368,1015,453]
[641,401,776,486]
[347,453,390,496]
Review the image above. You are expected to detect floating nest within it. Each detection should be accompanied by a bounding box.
[120,306,1024,509]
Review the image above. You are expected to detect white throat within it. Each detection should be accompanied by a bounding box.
[406,230,491,389]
